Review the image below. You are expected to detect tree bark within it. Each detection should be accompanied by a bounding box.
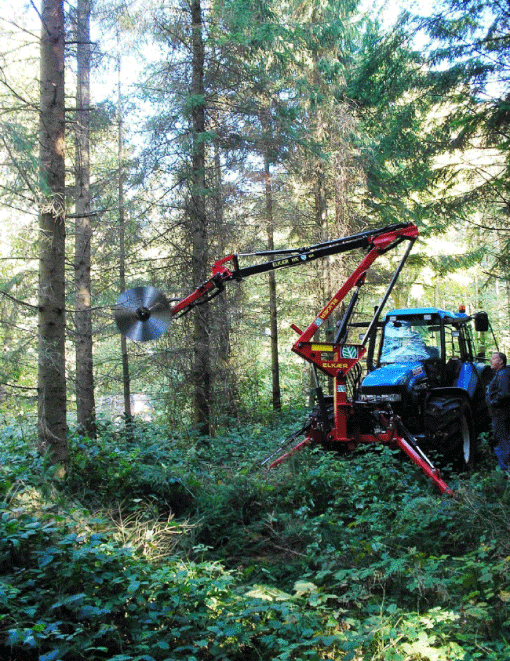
[38,0,67,464]
[264,150,281,411]
[75,0,96,437]
[190,0,211,435]
[212,123,238,416]
[117,45,132,421]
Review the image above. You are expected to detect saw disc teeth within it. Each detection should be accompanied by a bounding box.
[114,286,172,342]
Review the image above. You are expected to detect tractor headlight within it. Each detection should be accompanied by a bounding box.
[359,393,402,403]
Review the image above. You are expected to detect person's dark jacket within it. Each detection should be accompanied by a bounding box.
[486,365,510,417]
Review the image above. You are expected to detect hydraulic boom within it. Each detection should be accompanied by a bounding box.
[115,222,454,496]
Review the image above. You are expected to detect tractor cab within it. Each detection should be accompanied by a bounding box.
[358,307,493,441]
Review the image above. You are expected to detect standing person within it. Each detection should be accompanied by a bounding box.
[486,352,510,473]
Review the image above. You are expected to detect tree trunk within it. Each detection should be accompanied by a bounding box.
[75,0,96,437]
[264,151,281,411]
[38,0,67,464]
[212,123,238,417]
[315,149,336,394]
[117,45,132,421]
[190,0,211,435]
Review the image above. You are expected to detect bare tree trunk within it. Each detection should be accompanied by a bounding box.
[117,45,132,421]
[190,0,211,435]
[315,160,335,394]
[38,0,67,465]
[75,0,96,437]
[212,124,238,416]
[264,151,281,411]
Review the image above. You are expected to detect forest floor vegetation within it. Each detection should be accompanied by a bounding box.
[1,409,510,660]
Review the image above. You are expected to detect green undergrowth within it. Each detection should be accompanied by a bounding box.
[1,413,510,660]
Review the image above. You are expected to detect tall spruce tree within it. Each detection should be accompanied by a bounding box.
[209,0,305,411]
[419,1,510,248]
[189,0,212,434]
[74,0,96,437]
[38,0,67,464]
[343,17,438,229]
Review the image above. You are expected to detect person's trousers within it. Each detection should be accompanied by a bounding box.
[492,414,510,472]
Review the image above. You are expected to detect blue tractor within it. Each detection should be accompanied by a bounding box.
[356,307,494,467]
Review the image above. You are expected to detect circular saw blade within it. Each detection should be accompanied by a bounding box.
[114,286,172,342]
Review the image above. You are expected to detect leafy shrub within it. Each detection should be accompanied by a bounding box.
[0,508,344,661]
[2,416,510,660]
[64,425,195,515]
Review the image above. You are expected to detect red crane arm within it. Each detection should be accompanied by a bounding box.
[291,223,418,377]
[170,223,418,320]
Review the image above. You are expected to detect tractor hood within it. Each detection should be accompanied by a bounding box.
[361,361,427,391]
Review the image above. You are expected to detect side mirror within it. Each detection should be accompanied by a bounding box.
[474,311,489,333]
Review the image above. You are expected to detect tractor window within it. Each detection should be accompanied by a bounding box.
[444,326,463,362]
[380,319,442,364]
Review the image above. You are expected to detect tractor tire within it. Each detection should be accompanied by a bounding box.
[425,396,476,469]
[456,407,476,469]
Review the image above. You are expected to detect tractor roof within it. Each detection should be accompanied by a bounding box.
[384,307,469,323]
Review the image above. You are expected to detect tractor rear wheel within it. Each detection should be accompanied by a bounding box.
[425,396,476,469]
[457,407,475,468]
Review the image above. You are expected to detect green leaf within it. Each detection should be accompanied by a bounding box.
[245,584,293,601]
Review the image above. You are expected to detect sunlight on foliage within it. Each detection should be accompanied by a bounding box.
[1,417,509,659]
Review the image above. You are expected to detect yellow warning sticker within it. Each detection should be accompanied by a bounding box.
[311,344,335,352]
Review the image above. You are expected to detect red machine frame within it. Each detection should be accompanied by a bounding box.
[163,223,453,496]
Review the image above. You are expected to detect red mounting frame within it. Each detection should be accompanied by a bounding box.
[276,225,453,496]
